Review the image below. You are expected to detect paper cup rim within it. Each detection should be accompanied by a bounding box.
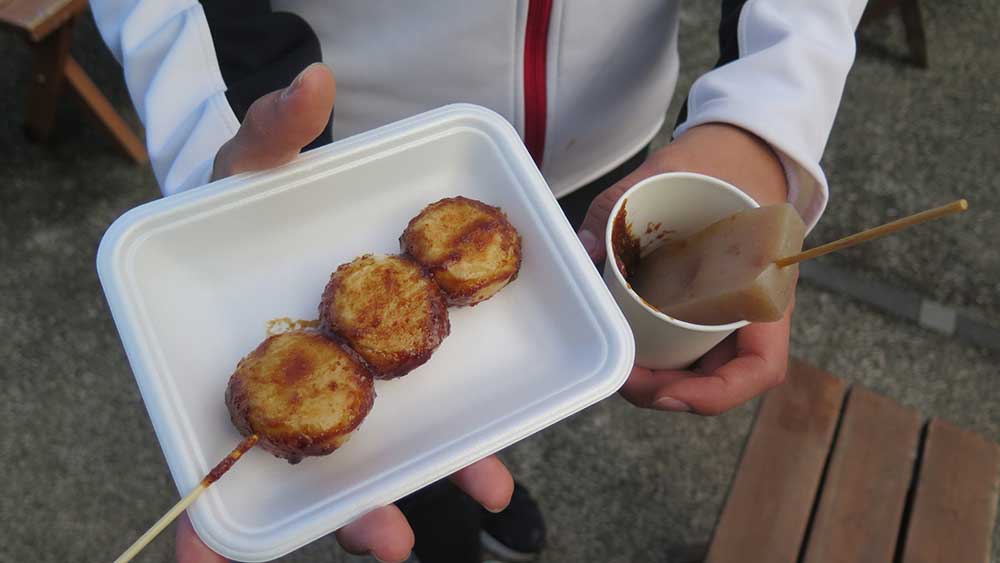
[605,171,756,333]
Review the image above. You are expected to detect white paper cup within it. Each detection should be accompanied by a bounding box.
[603,172,759,370]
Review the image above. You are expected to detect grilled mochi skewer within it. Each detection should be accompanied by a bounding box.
[114,330,376,562]
[319,254,451,379]
[225,330,376,464]
[401,196,521,307]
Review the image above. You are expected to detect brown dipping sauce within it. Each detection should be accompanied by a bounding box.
[610,201,641,280]
[202,434,259,486]
[610,203,680,313]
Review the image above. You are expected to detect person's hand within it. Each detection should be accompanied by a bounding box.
[577,123,794,415]
[177,63,515,563]
[210,63,335,180]
[175,456,512,562]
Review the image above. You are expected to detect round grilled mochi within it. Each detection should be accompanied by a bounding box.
[225,330,375,464]
[400,196,522,306]
[319,254,450,379]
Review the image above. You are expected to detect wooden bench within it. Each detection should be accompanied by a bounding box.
[707,359,1000,563]
[1,0,148,163]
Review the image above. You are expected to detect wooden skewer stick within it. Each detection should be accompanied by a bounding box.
[113,434,259,563]
[775,199,968,268]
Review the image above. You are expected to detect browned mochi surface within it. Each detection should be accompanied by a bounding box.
[225,330,375,464]
[400,196,522,306]
[319,254,450,379]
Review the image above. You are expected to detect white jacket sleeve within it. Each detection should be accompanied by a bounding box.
[675,0,868,231]
[91,0,241,195]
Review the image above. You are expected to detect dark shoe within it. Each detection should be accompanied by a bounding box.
[479,482,546,562]
[397,480,483,563]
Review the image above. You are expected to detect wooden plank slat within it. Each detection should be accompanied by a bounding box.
[802,386,922,563]
[706,359,847,563]
[901,418,1000,563]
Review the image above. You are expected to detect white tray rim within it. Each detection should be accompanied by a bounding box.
[97,104,635,561]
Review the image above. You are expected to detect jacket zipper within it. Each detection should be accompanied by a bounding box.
[524,0,553,166]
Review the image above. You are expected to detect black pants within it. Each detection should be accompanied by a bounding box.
[398,147,649,562]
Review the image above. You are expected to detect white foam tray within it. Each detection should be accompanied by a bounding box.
[97,104,634,561]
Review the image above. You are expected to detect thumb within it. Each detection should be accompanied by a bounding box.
[212,63,336,180]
